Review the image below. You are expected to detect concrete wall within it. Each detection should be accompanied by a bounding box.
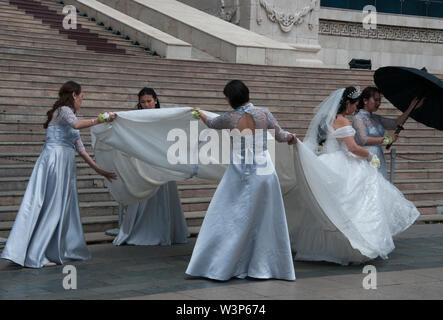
[319,7,443,73]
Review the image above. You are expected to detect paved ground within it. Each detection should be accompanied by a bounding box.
[1,224,443,300]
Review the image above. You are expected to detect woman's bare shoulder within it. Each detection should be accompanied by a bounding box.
[333,116,351,130]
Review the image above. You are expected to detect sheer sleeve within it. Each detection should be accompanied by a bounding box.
[59,106,79,128]
[264,109,291,142]
[378,115,397,130]
[73,129,85,153]
[352,116,369,145]
[204,112,232,129]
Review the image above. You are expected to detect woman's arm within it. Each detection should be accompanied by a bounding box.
[79,150,117,182]
[395,96,425,127]
[73,113,117,130]
[58,107,117,130]
[265,109,297,144]
[353,116,398,146]
[342,136,371,158]
[193,107,228,130]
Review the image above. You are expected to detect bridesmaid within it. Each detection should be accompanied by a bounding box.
[1,81,117,268]
[353,86,424,179]
[113,87,190,246]
[187,80,297,281]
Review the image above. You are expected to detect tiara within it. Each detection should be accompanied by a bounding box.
[347,86,361,99]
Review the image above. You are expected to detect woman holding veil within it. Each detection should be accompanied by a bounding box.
[187,80,297,281]
[288,86,420,265]
[113,87,190,246]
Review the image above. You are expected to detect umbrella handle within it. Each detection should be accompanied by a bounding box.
[386,125,404,150]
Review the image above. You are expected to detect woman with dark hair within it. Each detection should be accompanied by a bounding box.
[352,86,424,179]
[113,87,190,246]
[288,87,419,265]
[136,87,161,109]
[1,81,117,268]
[186,80,297,281]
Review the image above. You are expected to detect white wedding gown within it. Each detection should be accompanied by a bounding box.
[288,126,420,264]
[90,106,420,267]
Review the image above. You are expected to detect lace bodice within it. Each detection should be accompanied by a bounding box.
[47,106,84,153]
[352,109,396,145]
[205,103,292,142]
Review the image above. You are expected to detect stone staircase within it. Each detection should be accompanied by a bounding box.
[1,0,442,246]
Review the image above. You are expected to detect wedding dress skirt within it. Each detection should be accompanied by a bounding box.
[288,127,420,264]
[91,109,419,266]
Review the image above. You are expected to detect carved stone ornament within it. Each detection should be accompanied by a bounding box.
[257,0,319,32]
[218,0,240,24]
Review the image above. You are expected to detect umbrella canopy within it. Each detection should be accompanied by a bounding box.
[374,66,443,131]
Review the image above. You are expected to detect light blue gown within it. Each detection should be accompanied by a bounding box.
[353,109,397,179]
[1,106,91,268]
[185,103,296,281]
[113,181,190,246]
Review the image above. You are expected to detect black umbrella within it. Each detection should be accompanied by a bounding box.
[374,66,443,148]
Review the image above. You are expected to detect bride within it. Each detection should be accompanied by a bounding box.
[287,87,420,265]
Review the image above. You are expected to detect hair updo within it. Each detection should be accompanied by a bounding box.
[317,86,360,146]
[358,86,380,110]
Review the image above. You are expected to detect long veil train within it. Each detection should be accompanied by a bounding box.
[91,105,418,265]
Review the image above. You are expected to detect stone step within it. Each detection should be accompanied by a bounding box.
[5,0,129,55]
[0,174,104,191]
[0,162,93,176]
[0,207,204,237]
[403,190,443,202]
[386,159,443,170]
[416,214,443,224]
[0,46,381,80]
[0,194,211,221]
[0,59,378,85]
[0,75,386,99]
[388,169,443,180]
[0,26,145,47]
[0,124,439,145]
[394,179,443,191]
[0,184,217,206]
[0,77,373,98]
[1,159,442,181]
[0,17,160,57]
[0,131,91,142]
[2,135,442,155]
[0,22,149,54]
[0,142,94,153]
[0,85,359,104]
[0,31,147,55]
[412,200,443,215]
[0,200,119,222]
[0,215,115,237]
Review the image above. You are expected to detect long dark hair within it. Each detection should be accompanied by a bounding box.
[358,86,380,110]
[136,87,160,109]
[43,81,81,129]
